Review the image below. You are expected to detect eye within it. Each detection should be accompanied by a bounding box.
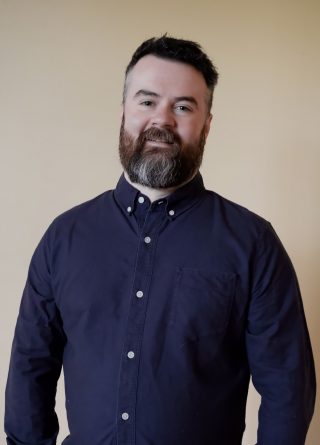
[140,100,153,107]
[176,105,192,112]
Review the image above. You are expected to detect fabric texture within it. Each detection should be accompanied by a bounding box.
[5,173,316,445]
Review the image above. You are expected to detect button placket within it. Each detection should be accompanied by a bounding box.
[116,204,167,445]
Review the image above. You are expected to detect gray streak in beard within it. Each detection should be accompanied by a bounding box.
[127,150,181,188]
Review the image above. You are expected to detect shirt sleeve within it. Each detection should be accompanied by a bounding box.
[5,224,65,445]
[246,222,316,445]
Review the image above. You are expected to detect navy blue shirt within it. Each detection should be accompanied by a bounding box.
[5,173,316,445]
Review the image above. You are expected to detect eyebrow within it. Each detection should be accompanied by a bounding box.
[134,89,199,107]
[134,89,160,98]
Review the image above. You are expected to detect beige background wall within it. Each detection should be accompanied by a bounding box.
[0,1,319,443]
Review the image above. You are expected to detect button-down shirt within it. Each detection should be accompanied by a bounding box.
[5,173,316,445]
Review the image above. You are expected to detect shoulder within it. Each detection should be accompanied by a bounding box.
[52,189,113,230]
[37,189,114,250]
[203,188,271,241]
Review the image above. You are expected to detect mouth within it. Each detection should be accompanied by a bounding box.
[145,139,174,145]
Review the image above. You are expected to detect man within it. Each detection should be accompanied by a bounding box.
[5,36,316,445]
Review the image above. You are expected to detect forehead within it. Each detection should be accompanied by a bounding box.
[125,55,208,100]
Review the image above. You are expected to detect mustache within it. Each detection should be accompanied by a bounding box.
[138,127,181,145]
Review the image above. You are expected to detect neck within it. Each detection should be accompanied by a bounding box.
[123,171,196,203]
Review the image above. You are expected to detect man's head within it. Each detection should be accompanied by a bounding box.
[123,35,218,111]
[119,35,219,189]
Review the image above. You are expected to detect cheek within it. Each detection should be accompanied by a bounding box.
[179,123,203,144]
[124,108,148,135]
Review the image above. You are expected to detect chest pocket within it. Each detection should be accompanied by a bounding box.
[170,268,236,342]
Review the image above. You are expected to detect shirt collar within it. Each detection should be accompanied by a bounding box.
[113,172,206,219]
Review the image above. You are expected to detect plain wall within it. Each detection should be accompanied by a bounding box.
[0,1,319,443]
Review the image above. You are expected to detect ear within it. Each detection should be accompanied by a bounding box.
[120,105,124,124]
[204,113,213,139]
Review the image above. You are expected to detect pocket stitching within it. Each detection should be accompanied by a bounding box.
[171,267,236,341]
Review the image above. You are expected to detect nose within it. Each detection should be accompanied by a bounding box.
[151,105,176,128]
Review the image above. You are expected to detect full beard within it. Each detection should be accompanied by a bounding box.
[118,118,206,189]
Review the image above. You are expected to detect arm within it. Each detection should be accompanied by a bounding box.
[246,223,316,445]
[5,225,66,445]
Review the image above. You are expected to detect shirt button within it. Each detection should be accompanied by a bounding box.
[138,196,145,204]
[169,209,175,216]
[127,206,132,213]
[136,290,144,298]
[144,236,151,244]
[121,412,129,421]
[127,351,135,359]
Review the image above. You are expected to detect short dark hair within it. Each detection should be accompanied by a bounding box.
[123,35,219,111]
